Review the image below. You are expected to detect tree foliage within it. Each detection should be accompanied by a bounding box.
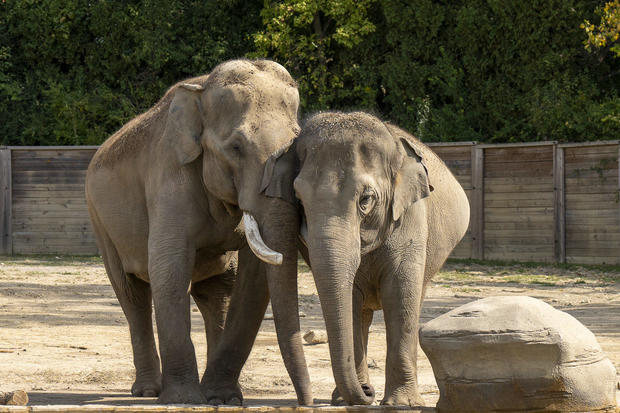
[253,0,377,110]
[1,0,618,145]
[0,0,261,145]
[582,0,620,58]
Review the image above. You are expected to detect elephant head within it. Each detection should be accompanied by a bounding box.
[162,60,311,404]
[163,59,300,263]
[267,111,432,405]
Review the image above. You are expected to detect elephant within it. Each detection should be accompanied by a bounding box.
[267,111,470,406]
[85,59,312,405]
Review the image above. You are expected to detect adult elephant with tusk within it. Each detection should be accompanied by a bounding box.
[268,112,470,407]
[85,59,311,405]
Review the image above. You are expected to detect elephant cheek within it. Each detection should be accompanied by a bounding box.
[201,153,237,206]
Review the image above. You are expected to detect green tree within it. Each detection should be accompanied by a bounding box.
[582,0,620,58]
[1,0,619,145]
[253,0,377,110]
[0,0,261,145]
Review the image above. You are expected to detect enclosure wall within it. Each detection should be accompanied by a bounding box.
[0,143,617,264]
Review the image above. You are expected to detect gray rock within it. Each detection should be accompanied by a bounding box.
[303,329,328,345]
[419,296,617,412]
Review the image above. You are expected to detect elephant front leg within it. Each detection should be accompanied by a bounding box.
[148,235,205,404]
[202,245,269,405]
[331,288,375,405]
[379,258,426,407]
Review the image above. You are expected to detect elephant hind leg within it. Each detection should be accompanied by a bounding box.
[91,218,161,397]
[190,266,235,370]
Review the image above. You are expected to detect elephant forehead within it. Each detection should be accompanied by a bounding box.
[205,72,298,114]
[204,85,298,140]
[301,137,392,176]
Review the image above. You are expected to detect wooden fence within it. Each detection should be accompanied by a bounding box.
[0,142,618,264]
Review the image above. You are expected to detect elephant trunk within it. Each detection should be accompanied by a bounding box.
[307,220,373,406]
[260,198,313,405]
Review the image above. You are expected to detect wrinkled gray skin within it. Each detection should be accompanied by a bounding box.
[270,112,469,406]
[85,60,312,405]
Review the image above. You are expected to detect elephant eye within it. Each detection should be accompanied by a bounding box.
[358,190,376,215]
[229,140,244,158]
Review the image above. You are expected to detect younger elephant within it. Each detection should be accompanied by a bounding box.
[269,112,470,406]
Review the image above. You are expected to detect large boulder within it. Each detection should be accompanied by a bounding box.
[420,296,617,412]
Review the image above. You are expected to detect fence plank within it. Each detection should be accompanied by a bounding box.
[471,146,484,259]
[0,148,11,254]
[554,146,566,263]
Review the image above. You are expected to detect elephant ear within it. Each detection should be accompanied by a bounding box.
[164,83,205,165]
[391,132,433,222]
[260,140,298,205]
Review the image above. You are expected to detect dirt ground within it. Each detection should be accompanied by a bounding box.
[0,255,618,409]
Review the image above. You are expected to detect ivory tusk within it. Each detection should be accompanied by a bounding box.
[243,212,283,265]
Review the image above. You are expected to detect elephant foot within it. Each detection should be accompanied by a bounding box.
[381,386,425,407]
[202,381,243,406]
[331,383,375,406]
[157,382,207,405]
[131,374,162,397]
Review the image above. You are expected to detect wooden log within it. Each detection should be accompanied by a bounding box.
[0,390,28,405]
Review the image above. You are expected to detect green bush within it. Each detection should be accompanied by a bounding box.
[0,0,261,145]
[1,0,618,145]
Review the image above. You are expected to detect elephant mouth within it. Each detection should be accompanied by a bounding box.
[243,212,283,266]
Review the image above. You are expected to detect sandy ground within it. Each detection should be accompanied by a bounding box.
[0,256,618,409]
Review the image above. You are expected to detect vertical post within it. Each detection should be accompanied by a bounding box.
[0,148,11,255]
[553,145,566,263]
[471,145,484,260]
